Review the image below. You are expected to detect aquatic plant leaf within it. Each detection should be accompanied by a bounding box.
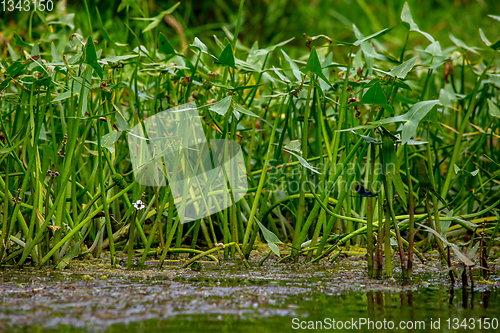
[371,100,440,145]
[272,66,291,82]
[7,42,18,61]
[305,47,330,85]
[216,44,236,68]
[13,32,31,48]
[118,0,142,12]
[401,2,435,43]
[114,104,131,131]
[406,139,428,145]
[209,96,232,116]
[142,2,180,33]
[101,131,121,153]
[479,29,500,50]
[56,238,85,270]
[351,131,381,144]
[5,61,28,77]
[31,43,40,59]
[159,33,176,55]
[285,149,321,174]
[191,37,208,54]
[353,27,392,46]
[83,36,103,79]
[101,54,138,63]
[281,49,303,82]
[449,33,478,54]
[233,103,259,118]
[487,99,500,118]
[425,41,442,57]
[417,159,449,209]
[439,86,456,109]
[79,66,94,116]
[394,79,412,90]
[388,56,417,79]
[253,37,295,57]
[0,140,22,154]
[52,91,75,102]
[96,8,127,47]
[416,223,474,266]
[51,43,61,63]
[256,219,283,256]
[440,220,451,237]
[417,158,434,190]
[360,82,386,104]
[67,53,82,64]
[284,140,302,153]
[466,241,480,260]
[0,78,12,92]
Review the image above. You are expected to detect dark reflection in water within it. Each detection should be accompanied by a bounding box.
[104,287,498,333]
[481,290,490,310]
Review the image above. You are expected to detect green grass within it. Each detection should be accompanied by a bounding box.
[0,1,499,280]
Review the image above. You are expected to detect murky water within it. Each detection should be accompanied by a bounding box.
[1,257,499,332]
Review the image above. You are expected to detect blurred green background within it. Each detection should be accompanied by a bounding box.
[2,0,499,58]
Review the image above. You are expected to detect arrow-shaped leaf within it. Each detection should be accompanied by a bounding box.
[141,2,180,33]
[101,131,121,153]
[388,56,417,79]
[83,36,103,79]
[449,33,479,54]
[216,43,236,69]
[233,103,259,118]
[401,2,435,43]
[371,100,440,145]
[159,32,176,54]
[361,82,387,104]
[400,100,439,145]
[479,28,500,51]
[416,223,475,266]
[191,37,208,54]
[114,104,131,131]
[97,8,127,47]
[352,131,382,144]
[305,47,330,86]
[487,99,500,118]
[209,96,232,116]
[489,14,500,22]
[285,149,321,174]
[256,219,283,256]
[353,27,393,46]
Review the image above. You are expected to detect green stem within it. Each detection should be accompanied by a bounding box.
[242,96,287,257]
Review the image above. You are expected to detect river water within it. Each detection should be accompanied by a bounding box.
[1,256,499,332]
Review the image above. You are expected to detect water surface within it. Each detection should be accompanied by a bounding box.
[1,257,499,332]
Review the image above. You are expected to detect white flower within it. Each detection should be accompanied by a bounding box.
[133,200,145,210]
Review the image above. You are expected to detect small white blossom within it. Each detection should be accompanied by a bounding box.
[133,200,145,210]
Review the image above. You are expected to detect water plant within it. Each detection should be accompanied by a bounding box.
[0,0,499,284]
